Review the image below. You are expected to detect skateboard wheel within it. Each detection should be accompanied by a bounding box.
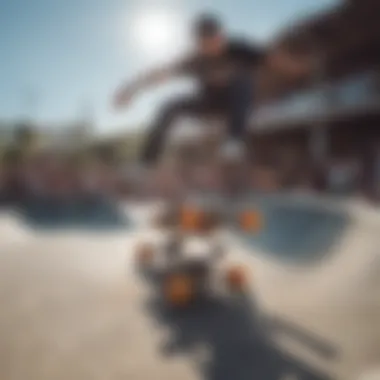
[225,266,248,292]
[180,206,203,232]
[164,274,194,307]
[239,210,262,233]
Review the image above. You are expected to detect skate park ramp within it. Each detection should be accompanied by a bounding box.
[18,196,131,231]
[231,194,380,379]
[235,193,351,265]
[0,196,379,380]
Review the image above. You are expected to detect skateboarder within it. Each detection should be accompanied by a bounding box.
[114,13,312,167]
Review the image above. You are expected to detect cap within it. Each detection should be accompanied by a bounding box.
[193,14,222,38]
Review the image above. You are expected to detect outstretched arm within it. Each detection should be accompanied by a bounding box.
[113,65,178,109]
[265,47,314,79]
[114,56,195,109]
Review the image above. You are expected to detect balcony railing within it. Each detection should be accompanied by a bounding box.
[252,71,380,130]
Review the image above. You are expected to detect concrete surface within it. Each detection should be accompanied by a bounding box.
[0,200,379,380]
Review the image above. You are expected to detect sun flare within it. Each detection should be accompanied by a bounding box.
[129,7,189,62]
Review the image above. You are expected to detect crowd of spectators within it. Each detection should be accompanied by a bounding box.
[0,145,377,212]
[0,153,132,208]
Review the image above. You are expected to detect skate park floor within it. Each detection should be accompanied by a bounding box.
[0,196,379,380]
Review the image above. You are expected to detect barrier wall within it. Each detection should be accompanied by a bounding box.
[19,195,130,230]
[235,194,351,264]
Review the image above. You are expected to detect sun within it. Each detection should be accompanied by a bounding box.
[129,7,189,62]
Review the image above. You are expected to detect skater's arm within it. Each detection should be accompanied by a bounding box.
[126,65,180,91]
[232,39,312,78]
[265,47,313,78]
[114,56,197,109]
[113,65,179,108]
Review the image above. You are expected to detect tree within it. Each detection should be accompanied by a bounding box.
[117,133,145,161]
[14,122,40,155]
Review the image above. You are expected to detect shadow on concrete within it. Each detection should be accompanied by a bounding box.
[265,315,339,361]
[138,265,338,380]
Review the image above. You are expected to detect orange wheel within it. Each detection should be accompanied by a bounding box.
[180,206,203,232]
[164,274,194,307]
[239,210,262,233]
[225,266,248,292]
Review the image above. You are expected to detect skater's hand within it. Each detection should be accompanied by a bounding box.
[113,85,137,110]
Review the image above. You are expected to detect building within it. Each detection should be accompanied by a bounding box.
[249,0,380,193]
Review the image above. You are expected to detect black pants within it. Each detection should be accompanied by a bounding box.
[141,74,254,164]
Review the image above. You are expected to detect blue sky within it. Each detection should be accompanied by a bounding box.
[0,0,340,134]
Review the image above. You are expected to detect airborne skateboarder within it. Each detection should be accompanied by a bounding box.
[114,14,311,170]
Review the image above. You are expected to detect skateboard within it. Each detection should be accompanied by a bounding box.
[135,135,263,308]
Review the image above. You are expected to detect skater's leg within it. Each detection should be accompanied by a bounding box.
[140,97,205,165]
[227,73,254,141]
[221,74,254,194]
